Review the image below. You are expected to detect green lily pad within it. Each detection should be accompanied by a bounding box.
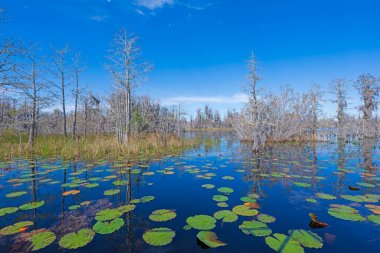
[328,204,366,221]
[217,202,229,208]
[240,196,256,203]
[202,184,215,189]
[265,233,304,253]
[20,201,45,211]
[239,220,272,237]
[59,229,95,249]
[93,218,124,234]
[213,195,228,202]
[316,193,336,200]
[186,215,216,230]
[306,198,317,203]
[143,227,175,246]
[217,187,234,195]
[257,214,276,223]
[28,231,56,251]
[113,180,128,186]
[149,209,177,222]
[95,208,122,221]
[0,221,33,236]
[232,205,258,216]
[69,205,81,210]
[141,196,155,203]
[294,182,311,188]
[0,207,18,216]
[117,204,136,214]
[104,189,120,196]
[196,231,226,248]
[289,229,323,248]
[6,191,27,198]
[85,183,99,188]
[368,214,380,224]
[213,210,238,223]
[356,182,375,188]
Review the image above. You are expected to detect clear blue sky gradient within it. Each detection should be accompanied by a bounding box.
[3,0,380,116]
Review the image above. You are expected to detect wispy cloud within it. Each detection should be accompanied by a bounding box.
[88,15,108,22]
[161,93,249,106]
[135,0,174,10]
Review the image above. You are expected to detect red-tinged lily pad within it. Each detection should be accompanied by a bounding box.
[196,231,226,248]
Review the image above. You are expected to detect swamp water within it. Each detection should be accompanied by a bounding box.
[0,134,380,253]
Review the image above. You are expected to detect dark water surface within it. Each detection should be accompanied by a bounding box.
[0,133,379,253]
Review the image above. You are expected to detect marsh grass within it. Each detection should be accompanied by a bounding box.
[0,132,201,161]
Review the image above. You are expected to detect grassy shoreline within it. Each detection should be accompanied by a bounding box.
[0,133,201,161]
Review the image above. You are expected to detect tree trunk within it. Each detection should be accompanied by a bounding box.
[28,63,37,146]
[61,70,67,138]
[72,66,79,139]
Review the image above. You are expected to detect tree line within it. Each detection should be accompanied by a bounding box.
[234,52,380,150]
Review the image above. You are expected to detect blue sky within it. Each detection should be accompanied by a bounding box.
[3,0,380,117]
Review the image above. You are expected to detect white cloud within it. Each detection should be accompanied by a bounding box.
[161,93,249,106]
[135,0,174,10]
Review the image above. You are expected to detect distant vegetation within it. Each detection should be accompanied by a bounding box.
[0,9,379,157]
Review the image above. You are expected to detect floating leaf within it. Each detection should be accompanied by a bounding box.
[368,214,380,224]
[232,205,258,216]
[142,227,175,246]
[306,198,317,203]
[257,214,276,223]
[141,196,155,203]
[202,184,215,189]
[239,220,272,237]
[217,187,234,195]
[117,204,136,214]
[217,202,229,208]
[93,218,124,234]
[196,231,226,248]
[294,182,311,188]
[289,229,323,248]
[0,221,33,236]
[240,196,256,203]
[59,229,95,249]
[62,190,80,196]
[0,207,18,216]
[309,213,328,229]
[328,204,366,221]
[213,195,228,202]
[69,205,80,210]
[356,182,375,188]
[104,189,120,196]
[186,215,216,230]
[6,191,27,198]
[20,201,45,211]
[28,231,56,251]
[149,209,176,222]
[316,193,336,200]
[95,208,122,221]
[265,233,304,253]
[213,210,238,223]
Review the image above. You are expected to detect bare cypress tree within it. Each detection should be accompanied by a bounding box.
[72,52,85,139]
[107,28,151,143]
[15,43,48,146]
[355,73,379,138]
[331,79,347,139]
[246,51,261,118]
[0,10,17,88]
[53,45,70,138]
[309,84,322,140]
